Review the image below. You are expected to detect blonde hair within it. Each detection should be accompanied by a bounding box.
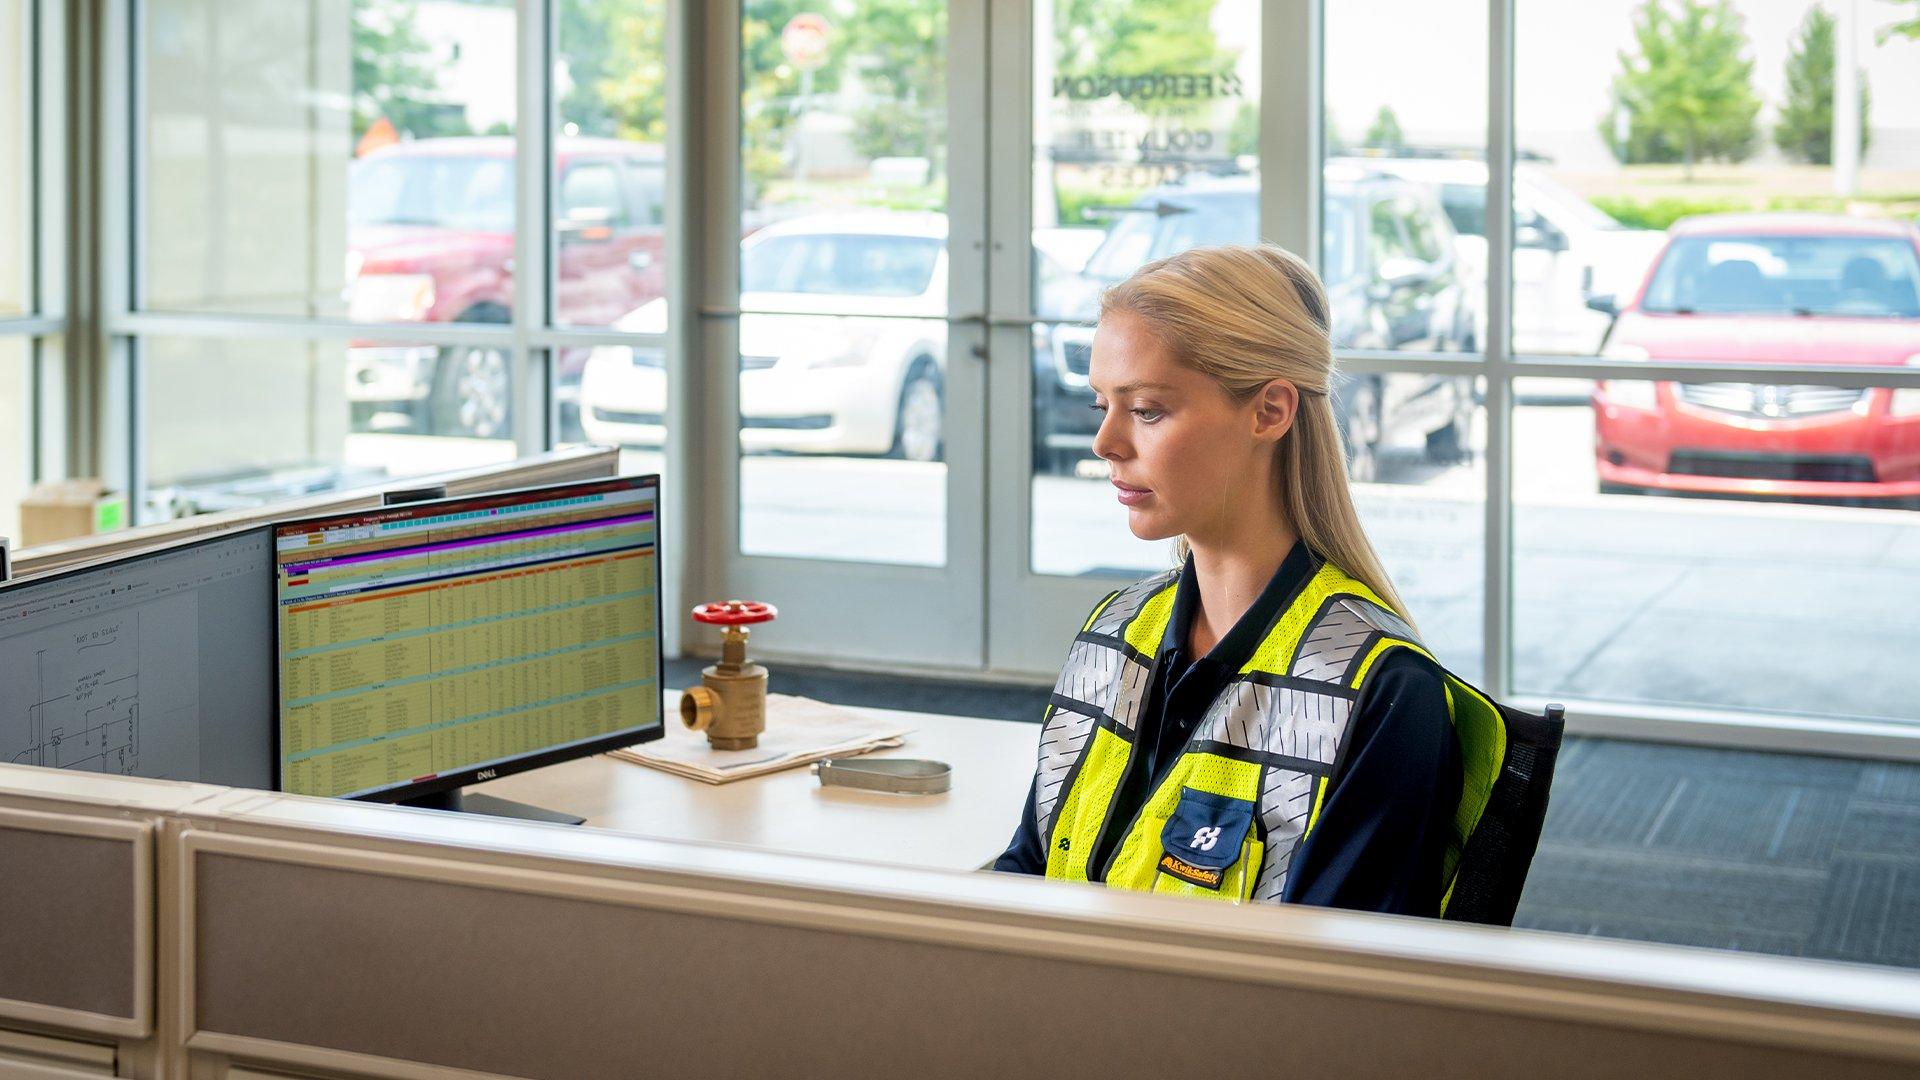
[1099,243,1411,622]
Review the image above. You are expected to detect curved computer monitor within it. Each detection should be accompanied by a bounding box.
[270,475,664,816]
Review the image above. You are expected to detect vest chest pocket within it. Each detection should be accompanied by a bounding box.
[1153,788,1260,902]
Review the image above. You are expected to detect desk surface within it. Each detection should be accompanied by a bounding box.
[475,693,1039,873]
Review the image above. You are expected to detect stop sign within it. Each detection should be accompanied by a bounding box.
[781,13,831,71]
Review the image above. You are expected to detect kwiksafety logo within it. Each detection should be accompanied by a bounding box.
[1158,853,1223,889]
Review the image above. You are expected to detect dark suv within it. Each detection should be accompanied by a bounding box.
[1032,171,1479,478]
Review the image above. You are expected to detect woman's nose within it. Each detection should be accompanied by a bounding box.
[1091,409,1125,461]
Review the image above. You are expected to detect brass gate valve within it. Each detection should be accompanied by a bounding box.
[680,600,778,750]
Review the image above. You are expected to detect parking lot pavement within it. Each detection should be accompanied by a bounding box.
[614,426,1920,724]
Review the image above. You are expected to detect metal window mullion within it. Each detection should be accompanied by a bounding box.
[28,0,59,324]
[1483,0,1516,698]
[1511,357,1920,390]
[948,0,990,664]
[700,1,740,579]
[982,0,1037,672]
[1265,0,1318,262]
[658,0,701,660]
[105,311,518,346]
[0,315,60,336]
[529,327,669,350]
[98,0,132,500]
[513,0,550,456]
[1330,351,1490,376]
[114,0,138,321]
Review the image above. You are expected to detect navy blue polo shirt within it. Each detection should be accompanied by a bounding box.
[993,543,1462,917]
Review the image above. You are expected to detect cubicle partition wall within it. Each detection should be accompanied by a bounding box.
[10,446,620,578]
[0,766,234,1078]
[4,764,1920,1080]
[0,807,148,1040]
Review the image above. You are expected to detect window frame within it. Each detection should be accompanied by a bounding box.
[66,0,1920,759]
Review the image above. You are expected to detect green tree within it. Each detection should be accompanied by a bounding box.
[1879,0,1920,42]
[1363,106,1404,153]
[555,0,618,138]
[588,0,669,144]
[844,0,947,166]
[352,0,473,141]
[739,1,854,197]
[1774,6,1870,165]
[1601,0,1760,178]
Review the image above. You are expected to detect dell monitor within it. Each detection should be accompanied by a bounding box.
[0,527,275,787]
[271,474,664,820]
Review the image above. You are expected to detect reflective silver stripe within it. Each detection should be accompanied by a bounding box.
[1194,681,1353,767]
[1034,574,1170,849]
[1107,650,1152,732]
[1086,568,1177,638]
[1050,638,1151,733]
[1053,638,1115,713]
[1342,596,1418,644]
[1252,768,1318,902]
[1033,703,1099,843]
[1288,600,1377,682]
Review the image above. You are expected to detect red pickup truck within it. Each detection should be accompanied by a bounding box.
[345,136,665,438]
[1590,213,1920,506]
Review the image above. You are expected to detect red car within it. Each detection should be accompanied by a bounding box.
[1589,213,1920,505]
[346,136,665,438]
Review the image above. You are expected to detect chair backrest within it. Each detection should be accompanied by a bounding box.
[1441,703,1566,927]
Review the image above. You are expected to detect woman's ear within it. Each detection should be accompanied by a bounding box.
[1252,379,1300,444]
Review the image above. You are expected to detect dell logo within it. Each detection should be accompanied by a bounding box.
[475,769,498,781]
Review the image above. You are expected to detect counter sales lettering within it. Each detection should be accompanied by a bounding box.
[1060,128,1218,155]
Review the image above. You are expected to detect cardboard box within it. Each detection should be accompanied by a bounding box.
[19,480,128,548]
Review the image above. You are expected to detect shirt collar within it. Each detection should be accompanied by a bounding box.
[1160,540,1319,670]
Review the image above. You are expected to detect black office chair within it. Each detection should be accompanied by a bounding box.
[1440,702,1566,927]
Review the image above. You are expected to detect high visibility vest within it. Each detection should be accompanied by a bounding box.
[1035,557,1506,911]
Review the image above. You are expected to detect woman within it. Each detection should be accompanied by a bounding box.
[994,243,1471,916]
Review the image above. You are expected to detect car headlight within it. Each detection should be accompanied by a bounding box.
[1892,354,1920,417]
[802,325,884,369]
[346,273,436,322]
[1599,379,1658,410]
[1598,341,1656,409]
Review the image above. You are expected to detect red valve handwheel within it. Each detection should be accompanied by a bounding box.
[691,599,778,625]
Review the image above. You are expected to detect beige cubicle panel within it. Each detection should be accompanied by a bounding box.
[11,445,620,578]
[0,764,231,1078]
[7,759,1920,1080]
[0,807,149,1039]
[172,793,1920,1080]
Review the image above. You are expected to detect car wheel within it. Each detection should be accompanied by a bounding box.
[1424,384,1474,464]
[1424,421,1465,464]
[1340,378,1381,484]
[891,364,943,463]
[432,345,512,440]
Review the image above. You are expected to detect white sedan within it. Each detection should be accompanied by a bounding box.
[581,211,948,461]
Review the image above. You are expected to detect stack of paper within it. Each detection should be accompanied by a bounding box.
[608,693,914,784]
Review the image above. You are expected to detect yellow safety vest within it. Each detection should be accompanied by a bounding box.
[1035,558,1505,910]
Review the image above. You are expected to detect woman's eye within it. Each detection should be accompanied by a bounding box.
[1089,401,1106,413]
[1133,408,1164,423]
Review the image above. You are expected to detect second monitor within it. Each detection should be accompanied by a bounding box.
[271,475,664,813]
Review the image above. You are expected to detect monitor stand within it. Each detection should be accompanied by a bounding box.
[400,787,586,826]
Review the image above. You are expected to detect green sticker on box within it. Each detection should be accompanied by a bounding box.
[93,496,126,533]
